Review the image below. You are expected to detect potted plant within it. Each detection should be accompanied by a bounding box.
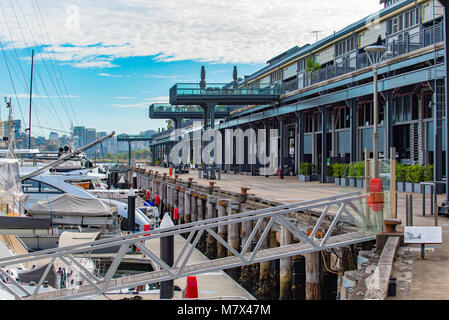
[396,163,406,192]
[305,57,321,85]
[347,163,357,187]
[354,162,365,188]
[404,165,420,193]
[190,160,195,169]
[422,165,434,194]
[299,162,314,182]
[406,164,424,193]
[333,163,342,185]
[326,164,335,183]
[333,163,349,186]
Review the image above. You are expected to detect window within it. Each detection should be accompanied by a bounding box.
[297,58,306,73]
[336,36,355,57]
[271,69,283,83]
[41,182,63,194]
[22,179,63,194]
[388,7,419,36]
[22,179,40,193]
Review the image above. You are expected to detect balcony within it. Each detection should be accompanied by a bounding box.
[281,24,444,94]
[149,103,237,119]
[169,83,279,105]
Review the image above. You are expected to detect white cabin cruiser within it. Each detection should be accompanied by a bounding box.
[18,167,151,250]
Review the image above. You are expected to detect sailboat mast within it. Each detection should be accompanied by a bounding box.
[28,49,34,149]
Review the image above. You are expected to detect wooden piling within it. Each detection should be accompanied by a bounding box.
[205,196,217,259]
[256,219,271,299]
[279,226,293,300]
[217,200,228,258]
[169,185,174,214]
[184,190,192,224]
[269,229,279,299]
[191,192,198,222]
[179,188,185,224]
[305,251,321,300]
[239,204,254,290]
[197,195,207,252]
[227,201,241,279]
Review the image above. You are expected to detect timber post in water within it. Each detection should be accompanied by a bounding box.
[217,199,228,258]
[227,200,241,279]
[239,188,253,290]
[305,228,322,300]
[184,190,192,224]
[206,195,218,259]
[280,225,293,299]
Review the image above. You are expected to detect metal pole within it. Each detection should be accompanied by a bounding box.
[390,147,397,219]
[160,214,174,299]
[128,142,132,168]
[373,65,379,179]
[430,185,434,217]
[28,49,34,150]
[127,189,136,234]
[132,172,137,189]
[422,183,426,217]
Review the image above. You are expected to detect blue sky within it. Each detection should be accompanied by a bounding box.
[0,0,383,138]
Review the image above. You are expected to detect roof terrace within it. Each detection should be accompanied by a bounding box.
[149,103,236,119]
[169,83,279,106]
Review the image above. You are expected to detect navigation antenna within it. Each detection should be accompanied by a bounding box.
[310,30,322,42]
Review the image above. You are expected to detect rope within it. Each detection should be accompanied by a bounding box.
[321,250,338,275]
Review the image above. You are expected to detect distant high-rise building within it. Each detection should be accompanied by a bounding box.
[96,131,107,155]
[73,126,86,149]
[49,132,59,143]
[85,128,97,157]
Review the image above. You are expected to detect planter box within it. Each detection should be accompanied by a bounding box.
[340,178,348,187]
[299,175,312,182]
[326,176,335,184]
[356,179,364,188]
[349,178,357,188]
[405,182,414,193]
[413,183,422,193]
[397,182,405,192]
[335,178,341,186]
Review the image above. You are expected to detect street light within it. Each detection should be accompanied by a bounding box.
[365,44,387,179]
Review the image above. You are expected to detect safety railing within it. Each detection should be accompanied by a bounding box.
[281,24,444,93]
[170,83,280,101]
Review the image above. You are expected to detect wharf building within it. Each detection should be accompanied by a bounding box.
[148,0,448,189]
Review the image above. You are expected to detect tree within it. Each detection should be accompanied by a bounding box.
[305,57,321,73]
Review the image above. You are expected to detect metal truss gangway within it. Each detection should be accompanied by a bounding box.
[0,191,378,300]
[117,134,153,167]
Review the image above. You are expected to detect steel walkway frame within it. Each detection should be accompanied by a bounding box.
[0,191,378,300]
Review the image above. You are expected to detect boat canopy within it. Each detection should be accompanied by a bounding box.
[28,194,117,217]
[0,159,25,204]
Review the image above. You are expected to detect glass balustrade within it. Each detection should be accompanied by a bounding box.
[150,103,237,114]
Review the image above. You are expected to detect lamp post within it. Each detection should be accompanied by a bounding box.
[365,44,387,179]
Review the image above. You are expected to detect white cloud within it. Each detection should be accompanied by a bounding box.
[0,0,383,68]
[98,73,123,78]
[2,93,79,99]
[111,96,169,108]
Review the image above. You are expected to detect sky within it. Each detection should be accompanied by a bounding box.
[0,0,384,138]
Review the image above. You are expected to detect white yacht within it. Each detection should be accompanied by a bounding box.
[20,166,150,225]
